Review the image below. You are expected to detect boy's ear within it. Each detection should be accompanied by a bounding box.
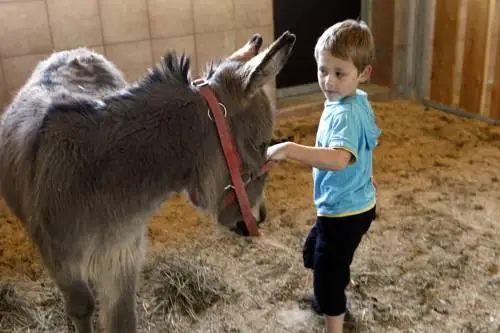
[359,65,372,83]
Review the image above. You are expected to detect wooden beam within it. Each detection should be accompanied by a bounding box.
[489,1,500,120]
[459,0,494,114]
[429,0,460,105]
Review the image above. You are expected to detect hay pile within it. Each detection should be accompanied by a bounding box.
[0,281,68,333]
[140,255,234,331]
[0,253,233,333]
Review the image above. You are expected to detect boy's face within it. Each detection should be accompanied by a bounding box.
[316,51,372,102]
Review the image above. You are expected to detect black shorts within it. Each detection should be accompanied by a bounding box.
[302,205,376,316]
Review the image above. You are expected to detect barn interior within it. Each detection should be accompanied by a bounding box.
[0,1,499,332]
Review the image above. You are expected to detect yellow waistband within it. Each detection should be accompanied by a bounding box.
[317,200,376,218]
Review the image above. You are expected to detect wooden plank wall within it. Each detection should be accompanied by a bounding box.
[429,0,500,120]
[458,0,495,115]
[370,0,395,87]
[429,0,460,105]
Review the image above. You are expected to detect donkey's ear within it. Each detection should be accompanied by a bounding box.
[228,33,263,62]
[240,31,296,97]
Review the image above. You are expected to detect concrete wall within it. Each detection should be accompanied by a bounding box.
[0,0,274,108]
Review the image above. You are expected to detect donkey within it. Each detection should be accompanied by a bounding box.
[0,31,296,333]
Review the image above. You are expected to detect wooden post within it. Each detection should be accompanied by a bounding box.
[459,0,494,114]
[429,0,460,105]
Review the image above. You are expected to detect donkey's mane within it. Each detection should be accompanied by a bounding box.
[202,59,224,81]
[142,52,192,87]
[142,51,226,87]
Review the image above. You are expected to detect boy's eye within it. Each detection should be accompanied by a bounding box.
[336,71,344,77]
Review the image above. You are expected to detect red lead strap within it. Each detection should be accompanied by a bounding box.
[192,78,260,236]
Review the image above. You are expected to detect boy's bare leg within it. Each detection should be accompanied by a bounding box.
[325,313,345,333]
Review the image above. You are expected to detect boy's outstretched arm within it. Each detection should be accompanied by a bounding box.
[266,141,352,171]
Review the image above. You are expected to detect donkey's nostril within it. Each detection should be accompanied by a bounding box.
[233,221,250,236]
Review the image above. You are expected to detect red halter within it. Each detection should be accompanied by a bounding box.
[190,78,274,236]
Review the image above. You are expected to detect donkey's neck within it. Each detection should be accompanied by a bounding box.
[96,78,221,202]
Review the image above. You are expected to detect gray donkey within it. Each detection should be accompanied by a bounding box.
[0,31,296,333]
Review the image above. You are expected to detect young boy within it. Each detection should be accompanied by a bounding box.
[266,19,381,333]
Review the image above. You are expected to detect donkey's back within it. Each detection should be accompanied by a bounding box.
[0,48,136,333]
[0,48,127,226]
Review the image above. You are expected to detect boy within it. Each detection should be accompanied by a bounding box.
[266,19,381,333]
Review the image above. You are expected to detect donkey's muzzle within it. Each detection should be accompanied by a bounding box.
[233,221,250,236]
[233,205,266,236]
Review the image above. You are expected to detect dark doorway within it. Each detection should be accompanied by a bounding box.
[273,0,362,90]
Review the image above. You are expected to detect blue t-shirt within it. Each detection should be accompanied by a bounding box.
[313,89,381,217]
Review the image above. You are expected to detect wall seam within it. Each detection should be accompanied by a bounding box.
[95,0,106,55]
[144,0,155,66]
[191,0,199,76]
[43,0,55,51]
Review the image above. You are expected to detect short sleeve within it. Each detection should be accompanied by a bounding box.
[326,109,359,163]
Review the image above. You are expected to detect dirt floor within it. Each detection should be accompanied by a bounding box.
[0,99,500,333]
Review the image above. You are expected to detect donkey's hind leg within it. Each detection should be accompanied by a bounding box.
[94,230,146,333]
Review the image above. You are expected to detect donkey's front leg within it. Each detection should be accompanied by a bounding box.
[57,274,96,333]
[99,268,139,333]
[95,232,146,333]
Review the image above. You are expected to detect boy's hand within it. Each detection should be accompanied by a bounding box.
[266,141,290,161]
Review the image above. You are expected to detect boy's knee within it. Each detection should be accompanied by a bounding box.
[302,223,318,269]
[303,248,315,269]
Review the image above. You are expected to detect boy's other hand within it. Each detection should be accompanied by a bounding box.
[266,141,290,161]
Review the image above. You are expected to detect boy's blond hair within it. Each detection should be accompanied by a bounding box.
[314,19,375,72]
